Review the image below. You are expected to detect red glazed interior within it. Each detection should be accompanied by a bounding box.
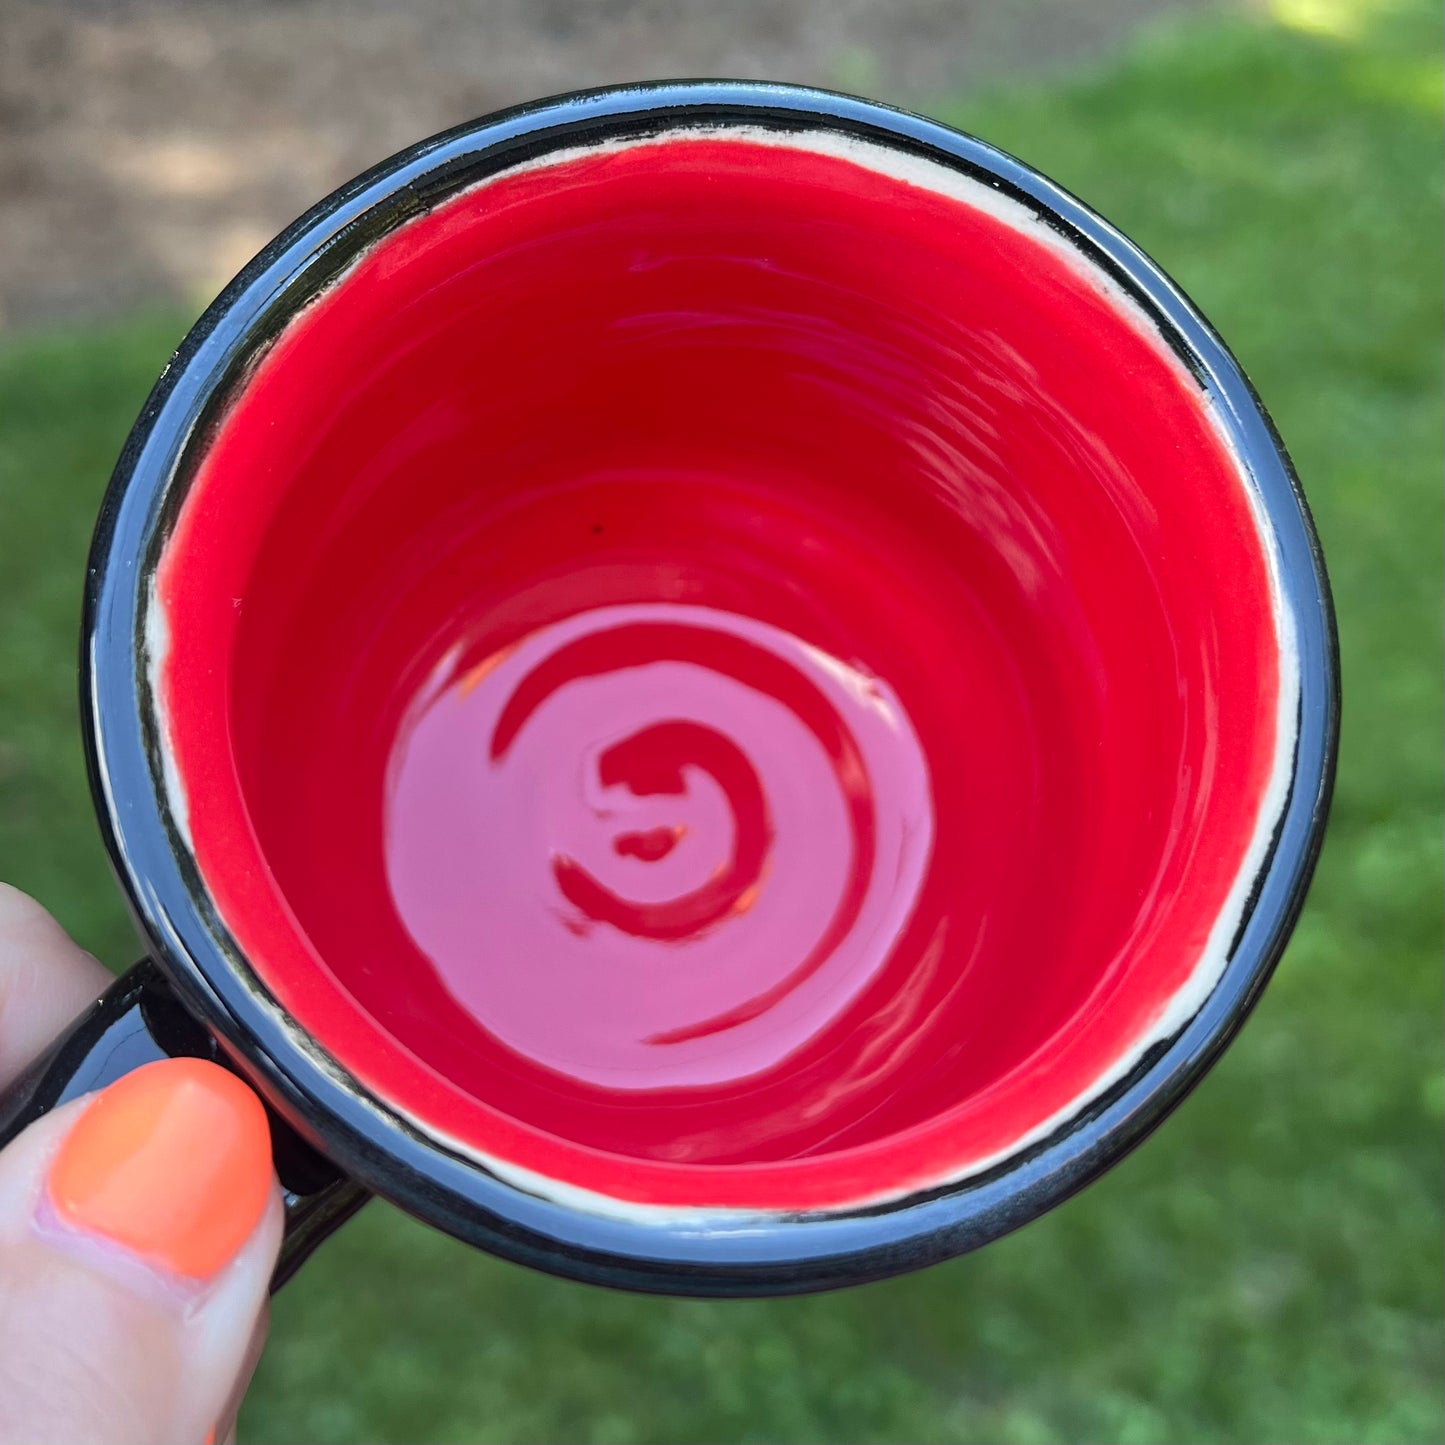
[155,133,1280,1210]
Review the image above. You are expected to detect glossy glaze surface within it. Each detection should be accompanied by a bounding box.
[386,602,935,1094]
[155,133,1282,1208]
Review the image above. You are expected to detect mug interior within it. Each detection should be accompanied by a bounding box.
[150,127,1290,1213]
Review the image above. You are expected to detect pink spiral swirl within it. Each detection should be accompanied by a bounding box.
[385,603,935,1091]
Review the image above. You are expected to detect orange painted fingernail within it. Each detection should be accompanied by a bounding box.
[47,1058,272,1279]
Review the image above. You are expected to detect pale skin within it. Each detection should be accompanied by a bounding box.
[0,883,282,1445]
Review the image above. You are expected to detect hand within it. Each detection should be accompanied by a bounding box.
[0,884,281,1444]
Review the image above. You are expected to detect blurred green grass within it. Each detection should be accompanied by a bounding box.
[1,2,1440,1441]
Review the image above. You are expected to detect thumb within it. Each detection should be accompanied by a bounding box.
[0,1058,283,1445]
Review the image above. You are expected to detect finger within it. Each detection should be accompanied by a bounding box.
[209,1301,269,1445]
[0,884,112,1086]
[0,1058,282,1445]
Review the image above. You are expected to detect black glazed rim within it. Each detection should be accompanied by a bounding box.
[81,81,1340,1296]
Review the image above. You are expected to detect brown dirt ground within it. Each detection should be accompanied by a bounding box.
[0,0,1212,331]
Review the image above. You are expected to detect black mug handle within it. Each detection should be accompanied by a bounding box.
[0,959,369,1291]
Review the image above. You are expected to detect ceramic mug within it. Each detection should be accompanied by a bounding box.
[0,82,1338,1296]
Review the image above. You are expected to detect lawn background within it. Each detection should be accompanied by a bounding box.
[0,1,1440,1440]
